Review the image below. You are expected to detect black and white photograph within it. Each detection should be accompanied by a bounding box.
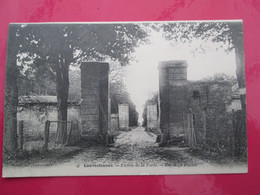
[2,20,247,177]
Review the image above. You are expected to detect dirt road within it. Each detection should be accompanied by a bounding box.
[65,126,206,167]
[3,126,248,177]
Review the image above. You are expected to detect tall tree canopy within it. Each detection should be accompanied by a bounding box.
[110,80,139,126]
[4,23,148,151]
[160,21,245,112]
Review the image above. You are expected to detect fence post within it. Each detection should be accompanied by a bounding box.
[18,120,24,150]
[43,120,50,151]
[187,113,195,147]
[182,113,187,144]
[67,121,73,145]
[75,120,79,142]
[202,111,207,145]
[187,114,190,146]
[192,113,197,146]
[231,109,236,157]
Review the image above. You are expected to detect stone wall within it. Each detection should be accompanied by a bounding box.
[158,60,233,147]
[118,103,129,131]
[17,102,80,141]
[80,62,110,143]
[185,81,233,145]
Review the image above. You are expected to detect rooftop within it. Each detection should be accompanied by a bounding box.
[18,96,79,105]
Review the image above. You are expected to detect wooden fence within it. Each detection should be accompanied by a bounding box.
[17,120,80,151]
[183,109,247,157]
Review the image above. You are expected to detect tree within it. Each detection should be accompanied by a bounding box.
[4,26,19,153]
[203,73,237,85]
[109,61,126,84]
[5,23,148,146]
[161,21,246,113]
[160,21,247,155]
[68,68,81,102]
[110,80,139,126]
[18,57,56,96]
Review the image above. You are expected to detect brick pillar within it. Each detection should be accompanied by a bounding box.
[158,60,188,145]
[118,103,129,131]
[80,62,110,144]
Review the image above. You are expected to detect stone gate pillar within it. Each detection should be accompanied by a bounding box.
[147,103,158,131]
[118,103,129,131]
[80,62,110,144]
[158,60,188,145]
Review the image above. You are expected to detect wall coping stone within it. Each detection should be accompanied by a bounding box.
[158,60,188,69]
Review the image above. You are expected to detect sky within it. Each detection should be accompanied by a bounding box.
[124,30,236,123]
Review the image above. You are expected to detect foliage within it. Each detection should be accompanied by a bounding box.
[202,73,237,86]
[68,68,81,102]
[110,81,139,126]
[160,21,246,133]
[161,21,234,53]
[10,23,147,143]
[18,61,56,96]
[16,23,148,94]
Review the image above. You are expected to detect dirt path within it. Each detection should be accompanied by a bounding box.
[62,126,206,167]
[114,126,157,148]
[3,126,248,177]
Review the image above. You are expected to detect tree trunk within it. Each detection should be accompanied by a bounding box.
[55,56,69,144]
[229,23,246,113]
[229,22,247,157]
[3,25,18,154]
[234,44,246,113]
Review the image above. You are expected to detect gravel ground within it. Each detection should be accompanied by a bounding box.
[3,126,247,177]
[64,126,207,167]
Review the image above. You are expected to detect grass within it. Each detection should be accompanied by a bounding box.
[3,146,82,167]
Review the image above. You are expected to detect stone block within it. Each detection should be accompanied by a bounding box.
[118,103,129,130]
[147,103,158,130]
[158,60,188,144]
[80,62,110,143]
[111,114,119,132]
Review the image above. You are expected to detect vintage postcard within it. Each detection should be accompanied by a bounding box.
[2,20,247,177]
